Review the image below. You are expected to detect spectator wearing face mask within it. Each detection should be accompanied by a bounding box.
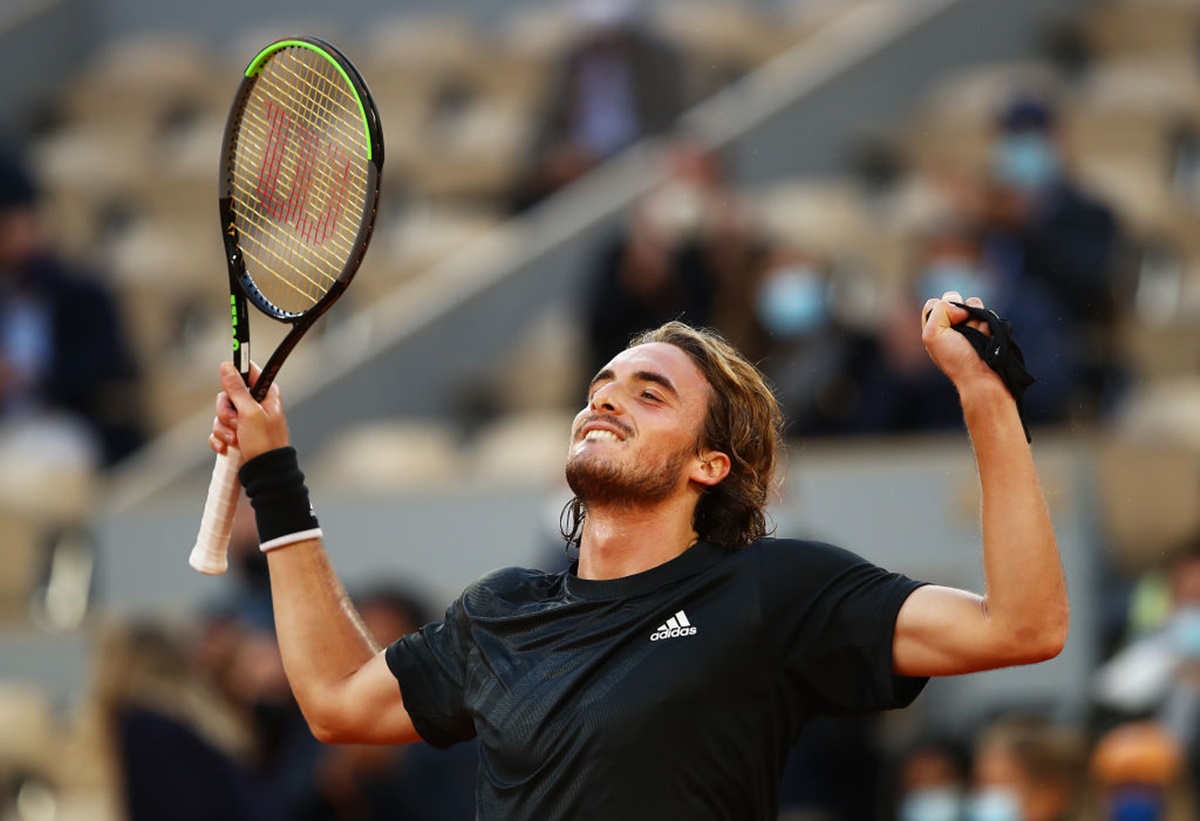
[978,94,1125,416]
[748,245,874,437]
[892,736,972,821]
[1094,540,1200,790]
[857,217,1076,435]
[967,717,1084,821]
[1088,721,1194,821]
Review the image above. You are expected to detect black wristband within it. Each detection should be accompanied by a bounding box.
[238,446,322,551]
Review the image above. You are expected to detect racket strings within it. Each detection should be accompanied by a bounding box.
[235,56,363,307]
[228,46,371,315]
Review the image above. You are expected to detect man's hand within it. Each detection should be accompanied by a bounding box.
[208,362,289,462]
[920,291,1003,392]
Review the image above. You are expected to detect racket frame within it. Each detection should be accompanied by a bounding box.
[190,36,383,575]
[219,35,384,401]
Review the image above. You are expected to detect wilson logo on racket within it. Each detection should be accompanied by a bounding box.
[255,99,353,246]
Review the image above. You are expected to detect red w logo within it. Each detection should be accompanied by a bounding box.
[255,100,353,246]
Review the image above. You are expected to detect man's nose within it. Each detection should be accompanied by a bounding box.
[589,382,622,412]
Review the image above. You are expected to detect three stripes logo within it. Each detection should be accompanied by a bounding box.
[650,610,697,641]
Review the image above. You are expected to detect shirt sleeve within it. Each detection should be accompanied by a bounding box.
[385,594,476,748]
[761,539,928,715]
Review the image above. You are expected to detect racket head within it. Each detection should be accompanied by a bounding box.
[219,36,384,326]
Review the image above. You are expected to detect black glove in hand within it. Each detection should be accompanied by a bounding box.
[948,302,1036,443]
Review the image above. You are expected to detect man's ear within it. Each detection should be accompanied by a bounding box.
[691,451,731,487]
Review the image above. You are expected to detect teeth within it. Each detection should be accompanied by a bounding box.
[584,429,619,442]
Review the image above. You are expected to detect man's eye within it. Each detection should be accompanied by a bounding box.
[642,391,660,402]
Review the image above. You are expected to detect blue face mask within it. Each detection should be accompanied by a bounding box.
[756,267,828,338]
[900,788,965,821]
[1169,607,1200,658]
[992,132,1059,191]
[965,788,1021,821]
[1110,786,1166,821]
[919,261,992,307]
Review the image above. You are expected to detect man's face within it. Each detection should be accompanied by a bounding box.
[0,208,39,274]
[566,342,712,507]
[1170,555,1200,608]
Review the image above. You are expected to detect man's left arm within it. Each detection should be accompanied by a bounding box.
[892,293,1069,678]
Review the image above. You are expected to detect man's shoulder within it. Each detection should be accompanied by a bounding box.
[461,565,565,609]
[744,536,861,565]
[739,537,887,588]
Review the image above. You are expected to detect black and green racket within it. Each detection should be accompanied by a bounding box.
[190,37,384,574]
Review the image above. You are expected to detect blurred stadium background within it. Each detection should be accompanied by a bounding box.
[1,0,1199,818]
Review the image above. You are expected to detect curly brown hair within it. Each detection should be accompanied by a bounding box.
[562,321,784,549]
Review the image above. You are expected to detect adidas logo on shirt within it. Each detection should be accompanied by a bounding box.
[650,610,697,641]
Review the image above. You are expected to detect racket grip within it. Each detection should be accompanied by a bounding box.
[189,445,244,575]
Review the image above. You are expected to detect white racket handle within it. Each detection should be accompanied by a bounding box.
[189,445,244,575]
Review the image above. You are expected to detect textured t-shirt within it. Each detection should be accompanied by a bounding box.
[385,538,927,820]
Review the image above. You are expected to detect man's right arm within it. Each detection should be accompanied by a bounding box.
[264,535,421,745]
[212,362,421,746]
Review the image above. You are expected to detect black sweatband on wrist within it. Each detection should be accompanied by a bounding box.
[238,446,322,552]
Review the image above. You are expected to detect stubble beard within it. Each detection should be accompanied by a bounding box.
[565,444,692,509]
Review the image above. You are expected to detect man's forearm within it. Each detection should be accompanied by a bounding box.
[266,539,379,724]
[961,377,1068,660]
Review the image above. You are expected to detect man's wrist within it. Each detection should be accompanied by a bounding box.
[958,377,1023,432]
[239,446,322,552]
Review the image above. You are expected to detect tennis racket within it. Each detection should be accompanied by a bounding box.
[189,36,384,575]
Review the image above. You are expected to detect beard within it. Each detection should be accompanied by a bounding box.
[565,442,693,509]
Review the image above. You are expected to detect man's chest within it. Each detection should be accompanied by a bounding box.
[461,585,768,765]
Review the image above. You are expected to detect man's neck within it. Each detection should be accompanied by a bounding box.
[576,497,699,581]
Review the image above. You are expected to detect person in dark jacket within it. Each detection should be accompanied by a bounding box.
[0,149,144,466]
[509,0,687,212]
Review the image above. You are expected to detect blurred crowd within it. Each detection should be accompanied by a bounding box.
[580,90,1127,440]
[1,0,1199,818]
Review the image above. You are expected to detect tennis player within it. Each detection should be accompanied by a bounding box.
[208,292,1067,818]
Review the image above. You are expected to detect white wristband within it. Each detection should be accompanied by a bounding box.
[259,528,324,553]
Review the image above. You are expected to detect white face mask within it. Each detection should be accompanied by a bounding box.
[755,266,828,338]
[991,132,1060,192]
[1169,606,1200,658]
[965,787,1022,821]
[900,787,966,821]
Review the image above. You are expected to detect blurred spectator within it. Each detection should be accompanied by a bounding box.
[778,714,886,821]
[582,191,715,380]
[91,620,280,821]
[0,148,145,469]
[748,244,875,437]
[0,148,144,468]
[509,0,687,212]
[891,736,971,821]
[968,716,1084,821]
[1094,540,1200,789]
[295,583,477,821]
[976,94,1125,415]
[1088,721,1194,821]
[858,216,1078,434]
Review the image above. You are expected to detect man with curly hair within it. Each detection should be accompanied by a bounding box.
[208,292,1068,819]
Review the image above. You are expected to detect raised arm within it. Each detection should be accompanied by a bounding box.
[892,293,1069,677]
[211,362,420,745]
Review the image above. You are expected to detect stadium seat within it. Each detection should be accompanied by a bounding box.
[471,411,578,486]
[309,420,463,491]
[1082,0,1200,63]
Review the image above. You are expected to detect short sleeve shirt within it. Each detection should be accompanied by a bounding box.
[385,538,926,820]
